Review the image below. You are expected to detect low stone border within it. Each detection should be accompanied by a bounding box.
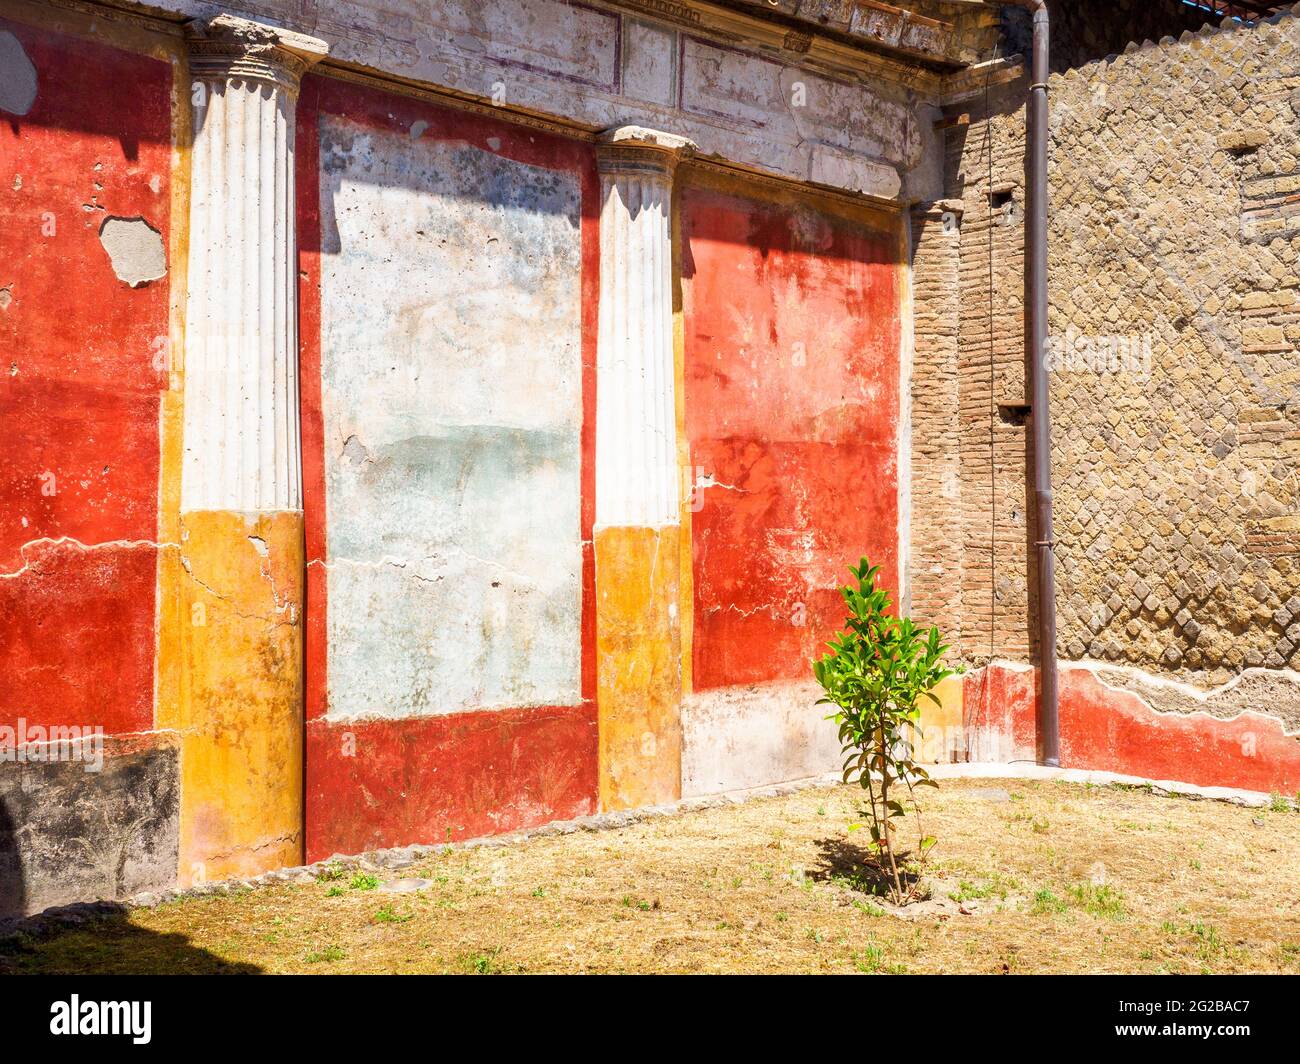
[927,762,1292,808]
[1,763,1291,947]
[0,900,130,952]
[116,773,845,909]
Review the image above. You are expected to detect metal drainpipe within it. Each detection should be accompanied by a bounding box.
[1014,0,1060,765]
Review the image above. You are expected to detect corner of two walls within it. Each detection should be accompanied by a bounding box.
[909,9,1300,795]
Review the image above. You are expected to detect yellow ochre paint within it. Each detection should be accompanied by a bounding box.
[154,31,191,787]
[596,524,683,811]
[170,510,304,884]
[914,673,964,764]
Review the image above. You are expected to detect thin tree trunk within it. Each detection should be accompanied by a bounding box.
[878,722,903,903]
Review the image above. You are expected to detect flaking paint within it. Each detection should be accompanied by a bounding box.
[0,14,178,909]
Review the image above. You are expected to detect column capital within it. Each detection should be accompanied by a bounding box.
[597,126,696,180]
[185,14,328,94]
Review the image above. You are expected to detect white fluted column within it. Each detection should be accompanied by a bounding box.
[594,127,694,812]
[171,16,326,885]
[182,15,326,511]
[595,126,695,530]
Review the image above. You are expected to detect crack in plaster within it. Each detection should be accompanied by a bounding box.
[314,550,546,590]
[0,537,180,580]
[178,554,298,630]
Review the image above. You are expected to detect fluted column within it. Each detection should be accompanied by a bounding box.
[594,126,694,811]
[172,16,326,884]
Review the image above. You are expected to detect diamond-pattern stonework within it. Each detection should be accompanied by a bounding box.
[1050,15,1300,688]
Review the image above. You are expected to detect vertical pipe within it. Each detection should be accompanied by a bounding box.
[1024,3,1060,765]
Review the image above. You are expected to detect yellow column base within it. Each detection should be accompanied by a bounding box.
[914,673,964,764]
[167,509,304,884]
[596,524,683,810]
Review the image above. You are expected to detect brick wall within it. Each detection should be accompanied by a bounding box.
[911,80,1034,664]
[912,10,1300,727]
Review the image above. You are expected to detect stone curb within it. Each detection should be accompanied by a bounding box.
[927,762,1295,809]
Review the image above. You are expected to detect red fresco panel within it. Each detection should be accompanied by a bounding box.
[967,664,1300,794]
[0,21,170,735]
[682,181,901,691]
[297,76,599,856]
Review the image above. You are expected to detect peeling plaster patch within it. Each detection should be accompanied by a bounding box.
[1095,665,1300,734]
[341,434,371,466]
[0,286,11,311]
[0,32,37,117]
[98,216,167,287]
[247,535,269,558]
[409,119,428,138]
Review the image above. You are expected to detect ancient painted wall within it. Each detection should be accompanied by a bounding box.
[0,0,920,916]
[298,77,599,860]
[910,9,1300,789]
[679,172,902,795]
[0,9,181,915]
[0,0,920,914]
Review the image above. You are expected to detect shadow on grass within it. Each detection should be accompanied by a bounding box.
[810,836,923,898]
[0,905,261,975]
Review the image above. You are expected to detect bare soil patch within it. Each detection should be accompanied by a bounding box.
[6,778,1299,974]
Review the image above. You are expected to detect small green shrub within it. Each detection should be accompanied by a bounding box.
[813,557,957,905]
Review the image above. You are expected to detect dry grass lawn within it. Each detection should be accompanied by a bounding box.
[6,778,1300,974]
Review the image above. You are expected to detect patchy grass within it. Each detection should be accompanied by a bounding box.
[4,778,1299,974]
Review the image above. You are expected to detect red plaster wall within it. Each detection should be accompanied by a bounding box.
[297,77,599,860]
[965,664,1300,794]
[681,181,902,690]
[305,708,598,855]
[0,20,170,736]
